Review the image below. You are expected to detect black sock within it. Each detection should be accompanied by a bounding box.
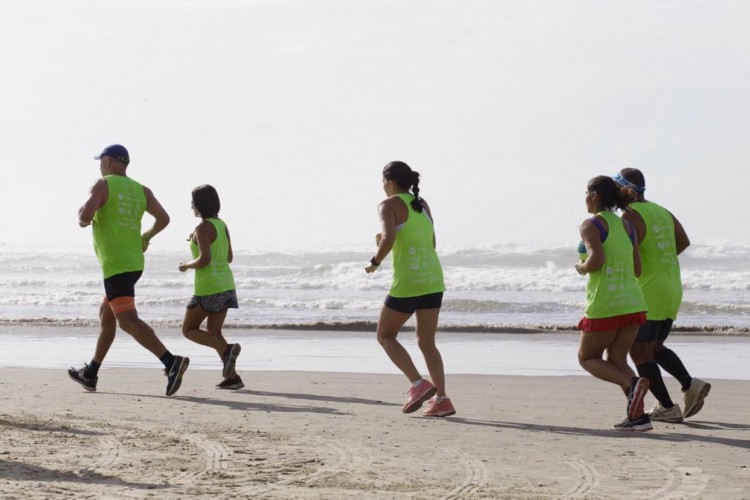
[653,347,692,391]
[637,361,673,408]
[159,352,175,369]
[85,360,101,379]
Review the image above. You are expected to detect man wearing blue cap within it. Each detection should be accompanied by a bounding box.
[69,144,190,396]
[615,168,710,422]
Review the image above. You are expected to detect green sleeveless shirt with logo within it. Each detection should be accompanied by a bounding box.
[629,201,683,320]
[190,218,236,296]
[92,175,147,279]
[389,194,445,298]
[584,211,646,319]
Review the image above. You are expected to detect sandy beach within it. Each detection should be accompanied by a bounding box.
[1,368,747,499]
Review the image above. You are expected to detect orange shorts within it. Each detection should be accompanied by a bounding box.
[578,312,647,333]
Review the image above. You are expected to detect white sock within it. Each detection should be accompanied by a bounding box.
[411,379,424,388]
[435,395,449,403]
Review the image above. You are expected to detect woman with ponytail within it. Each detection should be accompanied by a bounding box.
[576,175,650,431]
[365,161,454,417]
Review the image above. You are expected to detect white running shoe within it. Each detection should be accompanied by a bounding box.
[683,378,711,419]
[649,403,684,423]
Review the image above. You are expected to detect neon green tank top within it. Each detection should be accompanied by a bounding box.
[92,175,147,278]
[190,218,236,296]
[630,201,682,320]
[389,194,445,298]
[584,211,646,319]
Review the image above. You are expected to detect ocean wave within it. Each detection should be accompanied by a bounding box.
[1,317,747,335]
[4,242,750,270]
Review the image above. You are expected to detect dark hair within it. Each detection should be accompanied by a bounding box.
[382,161,423,213]
[588,176,636,211]
[620,167,645,189]
[192,184,220,219]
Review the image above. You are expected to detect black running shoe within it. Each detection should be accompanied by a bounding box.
[614,414,653,432]
[222,343,242,379]
[165,356,190,396]
[68,364,97,392]
[216,375,245,390]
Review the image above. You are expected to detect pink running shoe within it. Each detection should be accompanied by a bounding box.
[627,377,650,421]
[423,397,456,418]
[402,380,437,413]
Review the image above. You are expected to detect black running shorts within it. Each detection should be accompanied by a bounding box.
[384,292,443,314]
[103,271,143,301]
[635,319,674,342]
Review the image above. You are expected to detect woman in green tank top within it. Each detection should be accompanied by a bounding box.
[575,176,651,431]
[364,161,454,418]
[178,185,244,390]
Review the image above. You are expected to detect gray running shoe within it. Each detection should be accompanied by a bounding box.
[649,403,684,423]
[68,364,97,392]
[165,356,190,396]
[614,414,653,432]
[222,343,242,379]
[683,378,711,419]
[216,375,245,390]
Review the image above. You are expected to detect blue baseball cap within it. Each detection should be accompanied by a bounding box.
[94,144,129,163]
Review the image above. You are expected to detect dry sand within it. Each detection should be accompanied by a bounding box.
[0,369,748,499]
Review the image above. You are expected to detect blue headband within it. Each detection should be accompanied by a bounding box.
[612,173,645,193]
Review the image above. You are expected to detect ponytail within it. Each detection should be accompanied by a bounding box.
[410,170,423,213]
[383,161,424,212]
[588,175,635,211]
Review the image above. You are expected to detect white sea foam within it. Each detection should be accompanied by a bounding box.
[1,245,749,328]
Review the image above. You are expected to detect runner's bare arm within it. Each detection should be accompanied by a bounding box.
[141,186,170,251]
[78,179,108,227]
[365,199,398,273]
[627,220,643,278]
[575,219,605,275]
[622,208,646,245]
[672,213,690,255]
[178,222,212,272]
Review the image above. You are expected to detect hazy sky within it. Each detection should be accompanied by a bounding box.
[1,0,748,253]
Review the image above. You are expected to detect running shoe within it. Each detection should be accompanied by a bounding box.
[165,356,190,396]
[649,403,684,423]
[614,414,653,432]
[222,343,242,379]
[682,378,711,419]
[402,380,437,414]
[626,377,650,421]
[423,397,456,417]
[68,364,97,392]
[216,375,245,390]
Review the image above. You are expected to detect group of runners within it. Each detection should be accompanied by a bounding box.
[576,170,710,431]
[68,143,708,426]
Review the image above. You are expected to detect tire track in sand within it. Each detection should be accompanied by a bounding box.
[644,456,711,499]
[167,433,231,486]
[556,456,598,499]
[241,438,371,497]
[78,435,122,477]
[443,447,489,499]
